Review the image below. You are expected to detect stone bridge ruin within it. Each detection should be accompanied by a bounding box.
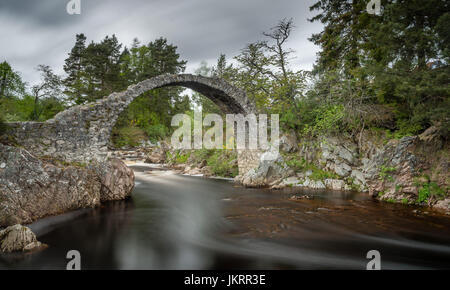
[8,74,262,175]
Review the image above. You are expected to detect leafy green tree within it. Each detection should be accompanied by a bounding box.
[30,65,63,121]
[0,61,25,99]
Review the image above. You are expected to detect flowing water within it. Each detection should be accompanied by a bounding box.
[1,163,450,270]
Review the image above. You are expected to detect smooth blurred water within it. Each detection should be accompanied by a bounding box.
[1,164,450,270]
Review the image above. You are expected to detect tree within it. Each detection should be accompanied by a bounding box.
[231,19,307,121]
[308,0,450,138]
[82,34,123,101]
[309,0,368,75]
[63,34,87,104]
[31,65,63,121]
[262,18,295,81]
[0,61,25,99]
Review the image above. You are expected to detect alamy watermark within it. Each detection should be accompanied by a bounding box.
[66,0,81,15]
[367,0,381,16]
[366,250,381,270]
[170,111,279,157]
[66,249,81,270]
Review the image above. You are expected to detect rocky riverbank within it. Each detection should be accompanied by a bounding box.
[115,125,449,215]
[0,143,135,252]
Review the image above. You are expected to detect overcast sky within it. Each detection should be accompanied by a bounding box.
[0,0,323,86]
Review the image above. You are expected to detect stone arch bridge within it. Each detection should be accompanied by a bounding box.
[8,74,261,175]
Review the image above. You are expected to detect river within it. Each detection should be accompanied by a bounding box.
[1,163,450,270]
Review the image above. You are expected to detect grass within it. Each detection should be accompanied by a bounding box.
[169,148,239,178]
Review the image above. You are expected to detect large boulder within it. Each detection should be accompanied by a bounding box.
[241,150,293,187]
[97,158,135,202]
[0,144,101,226]
[0,224,45,253]
[362,136,418,197]
[0,144,135,227]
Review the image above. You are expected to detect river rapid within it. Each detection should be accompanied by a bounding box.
[1,163,450,270]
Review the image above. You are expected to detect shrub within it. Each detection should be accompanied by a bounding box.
[207,150,238,178]
[302,104,345,137]
[144,124,169,142]
[417,182,445,204]
[111,126,147,148]
[0,116,8,136]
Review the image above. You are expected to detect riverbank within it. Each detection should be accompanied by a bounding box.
[114,125,449,215]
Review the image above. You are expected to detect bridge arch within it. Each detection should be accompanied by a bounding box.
[10,74,258,169]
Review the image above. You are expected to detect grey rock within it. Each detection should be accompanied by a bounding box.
[0,144,134,227]
[324,179,346,190]
[302,178,326,189]
[334,162,352,177]
[96,158,135,202]
[279,133,298,153]
[241,150,293,187]
[0,224,45,253]
[351,170,366,186]
[336,146,355,164]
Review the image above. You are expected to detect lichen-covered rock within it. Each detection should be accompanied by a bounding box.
[324,179,346,191]
[363,136,418,197]
[240,150,293,187]
[279,133,298,153]
[0,144,135,227]
[0,144,101,227]
[96,158,135,202]
[0,224,45,253]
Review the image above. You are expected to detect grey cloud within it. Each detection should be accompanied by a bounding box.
[0,0,322,85]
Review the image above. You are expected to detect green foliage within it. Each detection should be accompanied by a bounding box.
[284,154,338,181]
[111,126,147,148]
[175,151,190,164]
[379,166,396,182]
[0,115,8,136]
[417,182,446,204]
[0,61,25,98]
[206,150,238,178]
[308,0,450,139]
[190,149,238,178]
[302,104,345,137]
[0,62,66,122]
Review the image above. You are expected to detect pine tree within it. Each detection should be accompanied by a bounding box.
[63,34,87,104]
[309,0,368,75]
[82,35,123,101]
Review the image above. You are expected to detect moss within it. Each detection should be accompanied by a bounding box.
[379,165,396,182]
